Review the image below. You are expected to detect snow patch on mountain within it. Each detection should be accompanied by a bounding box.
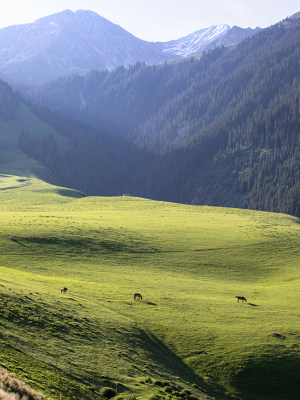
[162,25,231,56]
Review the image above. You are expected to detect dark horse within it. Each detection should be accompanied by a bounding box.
[236,296,247,303]
[61,287,69,294]
[134,293,142,300]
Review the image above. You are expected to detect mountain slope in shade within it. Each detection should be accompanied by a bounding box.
[0,9,260,85]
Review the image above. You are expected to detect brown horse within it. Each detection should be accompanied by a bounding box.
[236,296,247,303]
[61,287,69,294]
[134,293,142,300]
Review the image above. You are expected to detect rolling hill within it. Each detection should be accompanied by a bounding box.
[0,173,299,400]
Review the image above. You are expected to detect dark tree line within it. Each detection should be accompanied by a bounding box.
[0,79,21,119]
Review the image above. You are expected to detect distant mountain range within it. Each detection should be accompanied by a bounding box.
[0,9,260,85]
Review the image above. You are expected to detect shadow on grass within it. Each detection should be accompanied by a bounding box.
[137,328,223,399]
[231,355,300,400]
[248,303,259,307]
[22,235,153,254]
[56,188,86,198]
[14,241,29,248]
[145,301,157,306]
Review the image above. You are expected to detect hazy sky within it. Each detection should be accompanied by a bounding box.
[0,0,299,41]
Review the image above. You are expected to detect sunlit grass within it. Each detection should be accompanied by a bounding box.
[0,174,299,399]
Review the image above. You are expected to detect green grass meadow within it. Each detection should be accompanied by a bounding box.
[0,103,68,177]
[0,174,299,400]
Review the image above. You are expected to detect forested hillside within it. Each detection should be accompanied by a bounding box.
[128,17,300,216]
[0,79,21,120]
[0,80,154,195]
[28,15,300,151]
[25,13,300,217]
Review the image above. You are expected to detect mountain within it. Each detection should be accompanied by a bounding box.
[26,12,300,217]
[160,24,260,57]
[0,9,259,85]
[0,10,174,85]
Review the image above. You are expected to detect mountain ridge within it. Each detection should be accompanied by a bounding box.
[159,24,260,57]
[0,9,260,85]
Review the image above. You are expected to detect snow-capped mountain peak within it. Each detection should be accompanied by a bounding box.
[0,10,261,85]
[162,25,231,56]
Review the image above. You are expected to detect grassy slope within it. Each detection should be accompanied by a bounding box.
[0,103,67,178]
[0,174,299,400]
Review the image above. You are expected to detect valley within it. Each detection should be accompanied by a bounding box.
[26,13,300,217]
[0,6,299,400]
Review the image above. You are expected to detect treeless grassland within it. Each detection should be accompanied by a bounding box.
[0,175,299,399]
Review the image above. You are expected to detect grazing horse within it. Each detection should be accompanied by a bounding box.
[134,293,142,300]
[61,287,69,294]
[236,296,247,303]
